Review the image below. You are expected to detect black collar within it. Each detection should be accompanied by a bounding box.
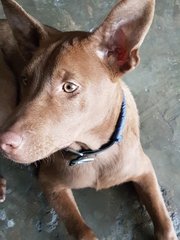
[66,95,126,166]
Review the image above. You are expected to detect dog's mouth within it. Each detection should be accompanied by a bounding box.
[0,142,71,165]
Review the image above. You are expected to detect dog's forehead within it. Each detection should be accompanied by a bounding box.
[26,40,62,75]
[25,33,108,90]
[28,38,90,73]
[51,40,108,85]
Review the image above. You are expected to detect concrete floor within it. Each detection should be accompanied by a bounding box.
[0,0,180,239]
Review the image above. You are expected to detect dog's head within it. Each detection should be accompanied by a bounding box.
[0,0,155,164]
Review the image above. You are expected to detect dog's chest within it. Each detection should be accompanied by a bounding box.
[45,146,129,190]
[59,150,128,190]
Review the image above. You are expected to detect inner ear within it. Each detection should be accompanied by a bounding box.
[90,0,155,75]
[107,27,135,72]
[97,27,140,75]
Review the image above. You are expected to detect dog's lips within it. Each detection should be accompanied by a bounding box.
[0,142,72,164]
[0,149,26,164]
[0,149,11,160]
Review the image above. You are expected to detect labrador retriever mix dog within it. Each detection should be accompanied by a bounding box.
[0,0,177,239]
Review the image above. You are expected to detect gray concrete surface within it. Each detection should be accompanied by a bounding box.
[0,0,180,239]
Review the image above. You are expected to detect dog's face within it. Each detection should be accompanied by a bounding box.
[0,0,155,164]
[4,37,118,163]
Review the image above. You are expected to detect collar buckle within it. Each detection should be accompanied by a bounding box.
[69,155,95,166]
[66,94,126,167]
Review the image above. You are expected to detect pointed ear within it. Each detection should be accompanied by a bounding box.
[90,0,155,75]
[1,0,48,61]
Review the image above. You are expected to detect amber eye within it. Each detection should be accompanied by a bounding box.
[63,82,79,93]
[21,76,28,86]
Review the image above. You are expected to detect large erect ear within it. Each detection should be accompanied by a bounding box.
[1,0,48,61]
[91,0,155,75]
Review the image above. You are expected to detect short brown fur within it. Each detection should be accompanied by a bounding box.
[0,0,177,239]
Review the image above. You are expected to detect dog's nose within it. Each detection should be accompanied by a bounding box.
[0,132,23,153]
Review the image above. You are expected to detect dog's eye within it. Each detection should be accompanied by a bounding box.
[21,76,28,86]
[63,82,78,93]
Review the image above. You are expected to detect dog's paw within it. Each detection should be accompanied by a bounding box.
[0,177,6,203]
[155,229,178,240]
[78,228,98,240]
[80,236,98,240]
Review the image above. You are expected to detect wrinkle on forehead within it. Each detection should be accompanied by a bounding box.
[44,31,90,81]
[26,32,88,81]
[23,32,91,99]
[23,40,63,98]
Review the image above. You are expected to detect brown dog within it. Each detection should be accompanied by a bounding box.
[0,0,177,239]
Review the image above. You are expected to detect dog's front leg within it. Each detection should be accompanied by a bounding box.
[39,171,98,240]
[42,188,97,240]
[133,153,177,240]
